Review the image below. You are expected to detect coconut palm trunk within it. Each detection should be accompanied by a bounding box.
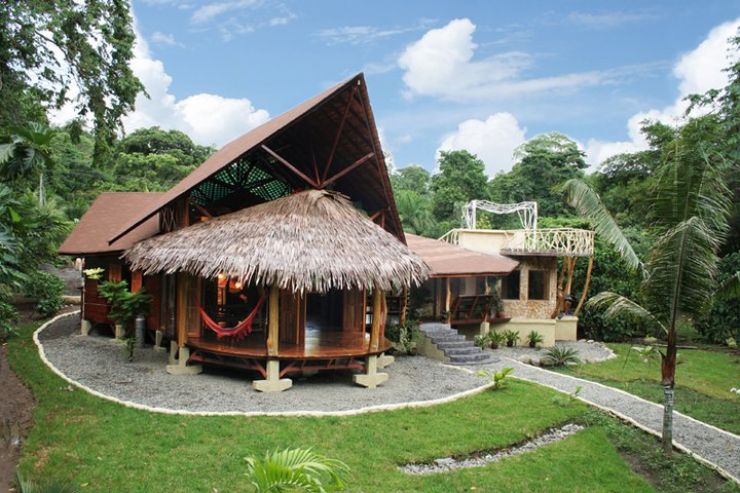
[661,328,677,453]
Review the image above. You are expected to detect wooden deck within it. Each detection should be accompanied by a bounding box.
[188,329,392,361]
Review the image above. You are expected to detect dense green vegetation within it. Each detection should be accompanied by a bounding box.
[560,343,740,434]
[9,322,736,493]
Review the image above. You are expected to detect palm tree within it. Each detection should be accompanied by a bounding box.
[0,122,56,206]
[244,448,349,493]
[563,119,732,454]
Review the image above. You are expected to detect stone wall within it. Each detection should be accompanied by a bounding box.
[501,256,557,319]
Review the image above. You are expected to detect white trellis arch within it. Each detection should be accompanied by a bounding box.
[463,200,538,231]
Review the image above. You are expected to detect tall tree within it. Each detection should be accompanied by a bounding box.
[0,0,144,165]
[431,150,488,229]
[0,122,56,206]
[564,116,733,454]
[489,132,587,218]
[391,165,431,196]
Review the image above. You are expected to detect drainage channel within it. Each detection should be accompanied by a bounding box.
[400,423,585,475]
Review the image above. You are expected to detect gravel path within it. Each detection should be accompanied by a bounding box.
[494,340,615,365]
[475,357,740,482]
[38,314,489,415]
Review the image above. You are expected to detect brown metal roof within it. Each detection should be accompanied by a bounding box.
[406,233,519,277]
[108,73,404,246]
[58,192,163,256]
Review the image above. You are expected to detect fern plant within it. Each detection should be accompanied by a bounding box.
[542,346,581,367]
[244,448,349,493]
[502,329,519,347]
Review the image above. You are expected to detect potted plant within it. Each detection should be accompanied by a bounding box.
[488,330,505,349]
[526,330,544,348]
[491,291,505,319]
[503,329,519,348]
[474,334,490,350]
[98,280,152,344]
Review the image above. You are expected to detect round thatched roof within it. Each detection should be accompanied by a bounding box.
[124,190,429,293]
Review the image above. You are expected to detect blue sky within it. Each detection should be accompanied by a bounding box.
[123,0,740,175]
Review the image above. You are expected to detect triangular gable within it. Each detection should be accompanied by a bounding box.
[109,73,404,245]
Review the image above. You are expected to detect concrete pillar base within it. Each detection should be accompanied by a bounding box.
[153,330,166,352]
[480,321,490,336]
[168,340,178,365]
[377,353,395,369]
[253,359,292,392]
[114,323,126,339]
[166,347,202,375]
[353,355,389,389]
[81,319,91,336]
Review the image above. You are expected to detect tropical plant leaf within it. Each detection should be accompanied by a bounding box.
[715,271,740,301]
[643,217,720,328]
[587,291,665,333]
[245,448,349,493]
[562,178,642,271]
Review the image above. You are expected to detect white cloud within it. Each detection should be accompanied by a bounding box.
[437,113,527,175]
[398,18,606,102]
[586,18,740,166]
[316,21,432,46]
[150,31,179,46]
[191,0,258,24]
[121,29,270,146]
[568,11,655,29]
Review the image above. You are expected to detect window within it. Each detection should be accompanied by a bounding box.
[502,271,521,300]
[528,271,549,300]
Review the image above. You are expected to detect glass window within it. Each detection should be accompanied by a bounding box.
[502,271,521,300]
[528,271,549,300]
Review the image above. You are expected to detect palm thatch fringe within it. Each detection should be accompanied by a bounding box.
[124,190,430,293]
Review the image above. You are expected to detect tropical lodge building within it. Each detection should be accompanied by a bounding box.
[60,74,590,391]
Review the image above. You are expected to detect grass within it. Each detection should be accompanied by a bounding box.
[8,322,737,493]
[558,343,740,434]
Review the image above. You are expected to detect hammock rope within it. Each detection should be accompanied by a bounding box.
[198,294,266,340]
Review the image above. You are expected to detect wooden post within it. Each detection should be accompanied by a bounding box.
[176,272,188,348]
[574,256,594,316]
[445,278,451,323]
[370,288,383,351]
[131,271,143,292]
[267,285,279,357]
[565,257,577,296]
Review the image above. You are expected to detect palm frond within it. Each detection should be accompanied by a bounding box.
[587,291,665,333]
[245,448,349,493]
[562,179,641,271]
[643,216,720,326]
[716,271,740,301]
[0,142,16,164]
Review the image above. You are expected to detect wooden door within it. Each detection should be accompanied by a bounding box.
[342,289,366,332]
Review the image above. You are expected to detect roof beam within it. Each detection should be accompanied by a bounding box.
[261,144,319,189]
[321,152,374,188]
[322,85,358,182]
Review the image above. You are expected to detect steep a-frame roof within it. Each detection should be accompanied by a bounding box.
[109,73,404,246]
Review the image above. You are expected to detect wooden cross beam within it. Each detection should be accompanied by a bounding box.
[261,144,320,188]
[322,152,374,187]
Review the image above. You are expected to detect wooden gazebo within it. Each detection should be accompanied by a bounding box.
[60,74,429,392]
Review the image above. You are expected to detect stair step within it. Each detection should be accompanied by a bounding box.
[449,353,496,364]
[435,340,474,349]
[445,347,482,356]
[430,335,467,343]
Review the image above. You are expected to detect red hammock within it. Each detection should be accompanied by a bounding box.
[198,295,266,341]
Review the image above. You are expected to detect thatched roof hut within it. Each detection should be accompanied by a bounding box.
[124,189,429,293]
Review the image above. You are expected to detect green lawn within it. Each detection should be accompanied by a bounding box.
[559,343,740,434]
[8,323,737,493]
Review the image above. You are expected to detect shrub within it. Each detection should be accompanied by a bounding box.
[488,330,505,349]
[24,270,64,318]
[474,334,490,349]
[542,346,581,367]
[502,329,519,347]
[477,367,514,390]
[386,321,418,355]
[0,300,18,342]
[696,251,740,344]
[526,330,544,348]
[97,280,151,332]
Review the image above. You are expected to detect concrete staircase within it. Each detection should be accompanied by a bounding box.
[419,322,497,366]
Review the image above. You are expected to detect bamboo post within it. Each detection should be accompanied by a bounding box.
[267,285,279,357]
[370,288,383,352]
[565,256,577,296]
[399,287,408,327]
[176,272,188,348]
[574,255,594,316]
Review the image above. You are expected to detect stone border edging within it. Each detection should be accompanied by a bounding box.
[32,311,494,418]
[456,359,739,484]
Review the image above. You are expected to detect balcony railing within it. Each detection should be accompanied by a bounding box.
[440,228,594,257]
